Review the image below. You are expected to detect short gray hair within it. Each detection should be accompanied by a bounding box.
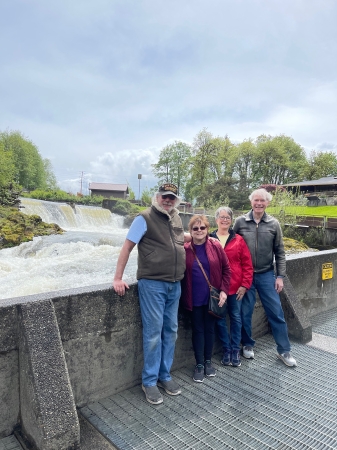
[249,188,272,202]
[215,206,233,220]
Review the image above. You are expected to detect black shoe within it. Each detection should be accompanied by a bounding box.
[204,360,216,377]
[193,364,204,382]
[231,351,241,367]
[221,350,232,366]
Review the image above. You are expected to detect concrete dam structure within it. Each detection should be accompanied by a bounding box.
[1,200,337,449]
[2,251,337,448]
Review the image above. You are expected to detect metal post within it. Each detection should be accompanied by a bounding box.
[138,174,142,205]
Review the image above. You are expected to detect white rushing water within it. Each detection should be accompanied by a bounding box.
[0,198,138,300]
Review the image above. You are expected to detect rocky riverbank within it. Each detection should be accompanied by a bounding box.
[0,206,64,249]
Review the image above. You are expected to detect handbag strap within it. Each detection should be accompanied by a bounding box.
[190,245,212,289]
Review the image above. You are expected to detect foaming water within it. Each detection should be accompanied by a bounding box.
[20,198,124,232]
[0,199,138,300]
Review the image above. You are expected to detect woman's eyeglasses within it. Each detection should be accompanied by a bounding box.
[192,226,207,231]
[219,216,231,221]
[162,194,176,200]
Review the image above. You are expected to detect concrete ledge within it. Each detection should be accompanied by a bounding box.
[281,276,312,343]
[18,300,80,450]
[1,250,337,448]
[286,249,337,315]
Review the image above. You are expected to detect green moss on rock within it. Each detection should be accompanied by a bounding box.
[283,237,310,254]
[0,206,64,249]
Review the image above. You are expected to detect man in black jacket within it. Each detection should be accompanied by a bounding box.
[233,188,297,367]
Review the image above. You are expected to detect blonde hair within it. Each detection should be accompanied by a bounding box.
[188,214,210,232]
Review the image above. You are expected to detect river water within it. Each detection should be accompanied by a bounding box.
[0,198,138,300]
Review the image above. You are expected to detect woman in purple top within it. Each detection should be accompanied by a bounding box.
[181,215,231,383]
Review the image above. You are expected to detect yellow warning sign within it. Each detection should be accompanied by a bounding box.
[322,263,333,280]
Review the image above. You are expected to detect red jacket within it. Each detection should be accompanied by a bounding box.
[210,229,253,295]
[181,236,231,311]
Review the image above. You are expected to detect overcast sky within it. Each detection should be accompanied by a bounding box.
[1,0,336,195]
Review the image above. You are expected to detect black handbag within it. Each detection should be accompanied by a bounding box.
[190,246,227,319]
[208,285,225,319]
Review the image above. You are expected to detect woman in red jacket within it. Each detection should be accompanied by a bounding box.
[181,215,231,383]
[210,207,253,367]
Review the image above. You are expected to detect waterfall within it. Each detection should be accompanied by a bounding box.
[20,198,124,231]
[0,199,138,301]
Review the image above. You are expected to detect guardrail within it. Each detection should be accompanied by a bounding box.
[285,215,337,230]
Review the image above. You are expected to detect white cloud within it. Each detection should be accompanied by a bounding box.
[1,0,337,193]
[89,148,159,189]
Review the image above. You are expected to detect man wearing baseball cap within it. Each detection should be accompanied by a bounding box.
[113,183,190,404]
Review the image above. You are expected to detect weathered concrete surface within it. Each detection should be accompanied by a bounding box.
[57,285,196,406]
[0,351,19,438]
[280,275,312,343]
[79,414,116,450]
[286,249,337,315]
[179,212,215,230]
[54,285,145,406]
[0,305,19,438]
[1,250,337,448]
[18,300,80,450]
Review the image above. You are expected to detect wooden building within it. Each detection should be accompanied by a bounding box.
[283,176,337,206]
[283,176,337,196]
[89,182,129,199]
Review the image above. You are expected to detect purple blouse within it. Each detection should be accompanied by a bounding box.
[192,242,210,307]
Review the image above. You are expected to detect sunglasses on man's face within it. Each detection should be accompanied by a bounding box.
[161,194,176,200]
[192,226,207,231]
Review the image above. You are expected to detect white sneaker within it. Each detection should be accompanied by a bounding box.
[242,346,254,359]
[277,352,297,367]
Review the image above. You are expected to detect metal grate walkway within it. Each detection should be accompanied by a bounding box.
[79,307,337,449]
[0,435,22,450]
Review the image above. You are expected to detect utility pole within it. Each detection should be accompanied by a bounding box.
[138,174,142,205]
[79,171,84,196]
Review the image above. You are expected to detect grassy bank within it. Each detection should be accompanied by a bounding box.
[267,205,337,217]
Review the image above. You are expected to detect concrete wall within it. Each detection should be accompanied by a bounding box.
[286,249,337,315]
[1,250,337,448]
[179,212,216,230]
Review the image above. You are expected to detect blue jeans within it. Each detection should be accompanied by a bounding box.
[137,279,181,387]
[216,294,242,352]
[241,270,291,354]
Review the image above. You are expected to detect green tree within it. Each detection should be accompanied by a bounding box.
[0,130,58,191]
[251,134,307,186]
[228,139,256,193]
[0,141,15,188]
[304,150,337,180]
[151,140,191,197]
[190,128,219,186]
[141,187,156,206]
[127,185,136,200]
[187,129,233,204]
[42,159,58,190]
[0,141,21,206]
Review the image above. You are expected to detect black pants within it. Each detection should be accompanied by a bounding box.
[191,305,217,365]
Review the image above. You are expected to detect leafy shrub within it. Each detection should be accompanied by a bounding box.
[112,200,141,216]
[21,189,104,205]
